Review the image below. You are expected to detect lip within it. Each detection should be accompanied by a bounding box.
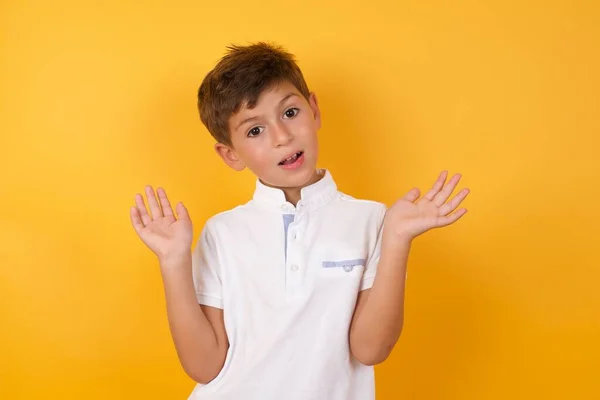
[278,150,303,165]
[279,151,305,170]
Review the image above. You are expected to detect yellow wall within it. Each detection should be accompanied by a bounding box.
[1,1,599,398]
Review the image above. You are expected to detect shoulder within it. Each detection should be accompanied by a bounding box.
[335,192,387,219]
[195,203,256,253]
[202,200,264,234]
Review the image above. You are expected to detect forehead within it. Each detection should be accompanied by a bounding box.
[245,81,301,111]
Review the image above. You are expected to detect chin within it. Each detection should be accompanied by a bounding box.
[287,166,320,188]
[257,156,319,189]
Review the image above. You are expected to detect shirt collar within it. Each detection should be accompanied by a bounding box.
[252,169,338,213]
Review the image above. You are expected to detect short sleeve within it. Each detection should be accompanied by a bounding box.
[360,203,387,291]
[191,221,223,309]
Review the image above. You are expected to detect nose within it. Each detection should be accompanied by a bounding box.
[271,122,293,147]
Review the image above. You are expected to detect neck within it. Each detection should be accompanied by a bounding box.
[282,169,323,206]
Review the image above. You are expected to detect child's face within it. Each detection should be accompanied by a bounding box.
[215,81,321,190]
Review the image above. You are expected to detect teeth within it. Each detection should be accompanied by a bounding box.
[282,152,300,163]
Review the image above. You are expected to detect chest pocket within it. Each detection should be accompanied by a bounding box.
[322,258,366,272]
[317,257,366,290]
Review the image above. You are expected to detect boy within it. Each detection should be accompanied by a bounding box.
[130,42,469,399]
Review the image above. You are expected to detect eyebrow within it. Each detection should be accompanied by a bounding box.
[235,92,299,131]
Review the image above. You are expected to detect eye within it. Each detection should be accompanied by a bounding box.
[283,107,300,119]
[247,126,264,137]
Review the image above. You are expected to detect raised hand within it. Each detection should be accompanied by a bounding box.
[130,186,193,262]
[384,171,470,242]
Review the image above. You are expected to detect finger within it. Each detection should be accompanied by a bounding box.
[135,193,152,226]
[423,171,448,201]
[433,173,462,207]
[145,185,163,220]
[157,187,174,218]
[437,208,468,227]
[402,187,420,203]
[175,202,191,222]
[130,206,145,234]
[439,188,470,216]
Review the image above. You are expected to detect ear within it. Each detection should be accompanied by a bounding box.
[308,92,321,130]
[214,142,246,171]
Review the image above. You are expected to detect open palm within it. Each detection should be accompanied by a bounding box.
[386,171,470,240]
[130,186,193,261]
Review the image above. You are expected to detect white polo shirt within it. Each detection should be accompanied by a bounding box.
[189,169,387,400]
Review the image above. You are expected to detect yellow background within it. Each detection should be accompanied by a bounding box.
[1,0,599,398]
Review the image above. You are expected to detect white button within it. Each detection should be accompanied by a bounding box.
[291,264,299,272]
[292,232,297,240]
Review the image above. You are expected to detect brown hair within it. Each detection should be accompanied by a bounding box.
[197,42,311,146]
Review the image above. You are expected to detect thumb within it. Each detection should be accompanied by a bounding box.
[175,202,191,221]
[402,187,420,202]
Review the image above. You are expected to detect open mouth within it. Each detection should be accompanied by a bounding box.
[278,151,304,166]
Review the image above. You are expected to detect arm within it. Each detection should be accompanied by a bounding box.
[130,185,228,384]
[161,254,228,384]
[349,236,410,365]
[350,171,470,365]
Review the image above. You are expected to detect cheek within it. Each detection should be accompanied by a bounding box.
[240,145,270,167]
[300,123,319,147]
[294,119,317,139]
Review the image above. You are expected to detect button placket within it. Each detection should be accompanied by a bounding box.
[284,201,309,296]
[286,224,306,291]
